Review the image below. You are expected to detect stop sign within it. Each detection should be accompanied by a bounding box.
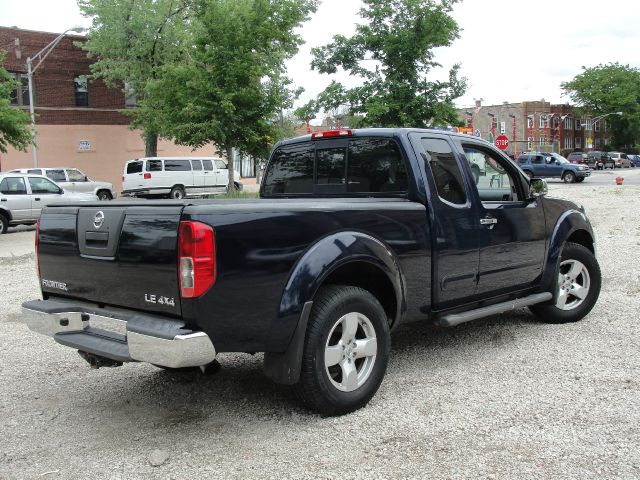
[495,135,509,150]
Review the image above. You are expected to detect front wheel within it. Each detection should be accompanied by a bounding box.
[169,186,185,200]
[0,213,8,234]
[97,190,112,201]
[562,171,576,183]
[294,285,390,416]
[529,242,601,323]
[577,177,585,182]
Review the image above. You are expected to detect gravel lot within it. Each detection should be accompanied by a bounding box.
[1,183,638,479]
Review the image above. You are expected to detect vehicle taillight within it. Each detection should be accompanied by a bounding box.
[144,173,151,179]
[35,218,41,278]
[122,175,125,182]
[178,221,216,298]
[311,129,353,139]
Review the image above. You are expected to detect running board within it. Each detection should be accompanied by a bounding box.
[437,292,553,328]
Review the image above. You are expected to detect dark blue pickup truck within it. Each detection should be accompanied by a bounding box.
[23,128,601,415]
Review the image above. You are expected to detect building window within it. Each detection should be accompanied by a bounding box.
[552,117,559,129]
[527,116,534,129]
[564,117,572,129]
[527,137,533,149]
[594,121,601,132]
[124,82,137,108]
[584,119,593,131]
[539,115,550,129]
[539,137,546,147]
[575,119,581,131]
[595,138,601,148]
[564,137,573,149]
[7,72,30,106]
[575,137,581,148]
[74,75,89,107]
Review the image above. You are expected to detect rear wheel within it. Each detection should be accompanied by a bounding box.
[169,186,185,199]
[294,285,390,416]
[0,213,8,234]
[562,171,576,183]
[577,177,585,183]
[608,161,615,169]
[529,242,601,323]
[97,190,112,201]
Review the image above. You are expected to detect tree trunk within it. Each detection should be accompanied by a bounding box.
[226,146,235,191]
[145,132,158,157]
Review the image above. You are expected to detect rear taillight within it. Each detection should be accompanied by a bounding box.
[35,219,40,278]
[122,175,125,182]
[143,173,151,179]
[178,221,216,298]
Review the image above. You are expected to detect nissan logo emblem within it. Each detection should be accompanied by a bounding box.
[93,211,105,229]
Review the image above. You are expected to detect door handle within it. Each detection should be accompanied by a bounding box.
[0,198,6,202]
[35,198,41,201]
[480,217,497,225]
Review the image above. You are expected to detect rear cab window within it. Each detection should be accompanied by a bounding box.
[262,136,408,196]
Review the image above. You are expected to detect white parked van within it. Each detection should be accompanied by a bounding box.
[121,157,242,199]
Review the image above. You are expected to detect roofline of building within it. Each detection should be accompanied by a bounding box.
[0,25,86,39]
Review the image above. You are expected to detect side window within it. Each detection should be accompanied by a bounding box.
[74,75,89,107]
[517,155,528,165]
[203,160,213,171]
[463,146,519,202]
[45,170,66,182]
[0,177,27,195]
[262,144,314,195]
[215,160,227,170]
[316,147,346,185]
[28,177,61,194]
[146,160,163,172]
[191,160,203,171]
[164,160,191,171]
[347,138,407,193]
[421,138,467,205]
[531,155,543,164]
[66,169,86,182]
[126,161,143,174]
[27,169,42,175]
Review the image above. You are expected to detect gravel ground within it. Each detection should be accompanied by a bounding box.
[0,184,639,479]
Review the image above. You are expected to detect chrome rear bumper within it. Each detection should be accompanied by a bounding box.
[23,300,216,368]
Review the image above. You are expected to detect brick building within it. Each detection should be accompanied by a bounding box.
[0,26,223,191]
[457,99,613,157]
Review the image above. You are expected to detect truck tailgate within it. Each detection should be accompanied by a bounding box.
[38,203,184,316]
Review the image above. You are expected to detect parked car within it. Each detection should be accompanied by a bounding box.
[567,152,588,164]
[607,152,631,168]
[627,154,640,167]
[9,168,116,200]
[516,152,590,183]
[0,173,97,234]
[122,157,243,199]
[23,128,602,415]
[585,151,610,170]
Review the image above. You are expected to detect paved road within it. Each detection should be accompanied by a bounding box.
[544,166,640,186]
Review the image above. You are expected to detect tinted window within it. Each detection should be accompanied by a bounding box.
[531,156,544,164]
[263,144,314,194]
[421,138,466,205]
[203,160,213,171]
[146,160,162,172]
[27,169,42,175]
[164,160,191,171]
[347,138,407,193]
[0,177,27,195]
[28,177,60,194]
[127,161,143,174]
[317,147,346,184]
[517,155,528,164]
[191,160,203,171]
[45,169,66,182]
[66,169,86,182]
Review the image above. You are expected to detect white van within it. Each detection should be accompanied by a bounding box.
[121,157,242,199]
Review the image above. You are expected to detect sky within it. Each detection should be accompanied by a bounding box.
[2,0,640,113]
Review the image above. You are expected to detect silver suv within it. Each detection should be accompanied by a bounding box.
[0,173,98,234]
[607,152,631,168]
[9,168,116,200]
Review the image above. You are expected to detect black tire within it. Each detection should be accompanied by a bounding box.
[577,177,585,183]
[0,213,8,234]
[608,161,615,169]
[524,170,534,179]
[97,190,112,201]
[294,285,391,416]
[529,242,601,324]
[169,186,185,200]
[562,171,576,183]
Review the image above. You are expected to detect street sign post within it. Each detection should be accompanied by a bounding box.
[495,135,509,150]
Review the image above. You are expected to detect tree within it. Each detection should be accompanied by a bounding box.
[562,63,640,150]
[78,0,193,156]
[0,52,31,154]
[151,0,317,189]
[309,0,467,128]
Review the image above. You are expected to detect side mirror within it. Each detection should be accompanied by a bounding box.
[84,176,88,181]
[529,178,548,198]
[58,188,64,195]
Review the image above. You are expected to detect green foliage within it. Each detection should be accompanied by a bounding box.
[562,63,640,150]
[310,0,467,128]
[78,0,194,155]
[0,52,31,153]
[151,0,317,187]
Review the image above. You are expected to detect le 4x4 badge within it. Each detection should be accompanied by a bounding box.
[144,294,175,307]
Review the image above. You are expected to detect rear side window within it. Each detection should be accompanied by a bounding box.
[531,156,544,164]
[263,144,314,194]
[46,169,66,182]
[421,138,467,205]
[146,160,163,172]
[164,160,191,171]
[348,138,407,192]
[215,160,227,169]
[0,177,27,195]
[191,160,203,171]
[27,169,42,175]
[517,155,528,164]
[66,169,85,182]
[203,160,213,170]
[127,161,142,174]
